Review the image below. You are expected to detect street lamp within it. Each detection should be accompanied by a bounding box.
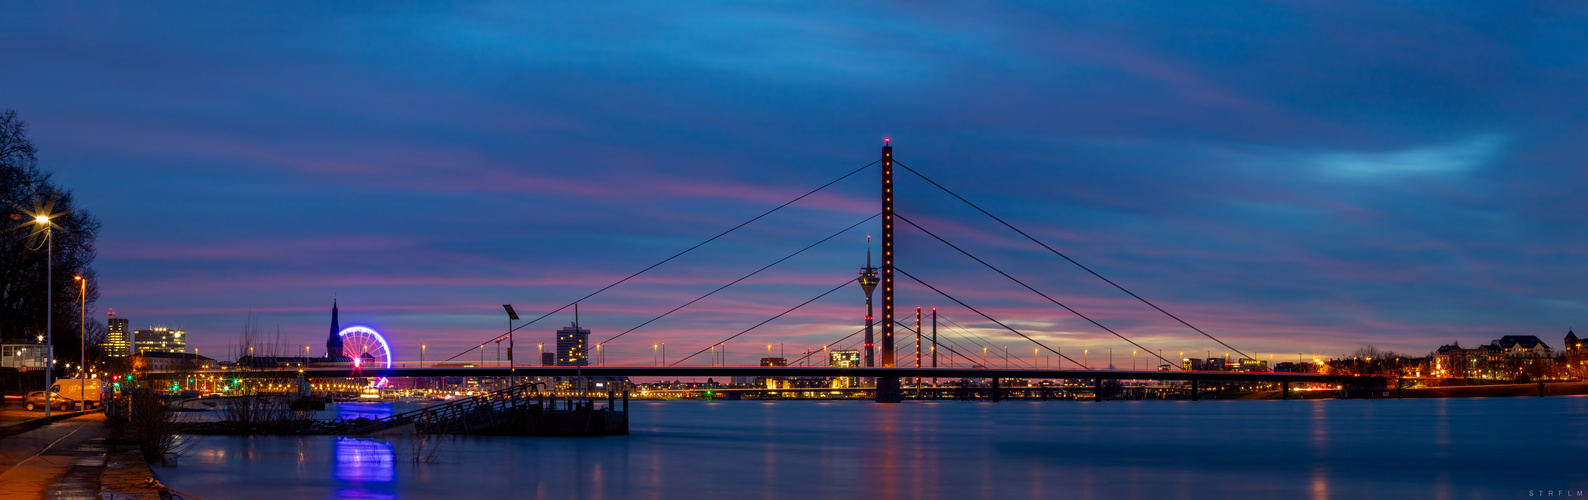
[503,304,518,371]
[34,214,53,418]
[74,275,85,408]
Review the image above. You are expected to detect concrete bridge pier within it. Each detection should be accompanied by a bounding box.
[876,377,902,403]
[991,377,1000,402]
[1190,379,1200,401]
[1282,381,1290,400]
[1094,379,1104,402]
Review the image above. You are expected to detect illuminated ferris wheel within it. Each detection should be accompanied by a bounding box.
[339,326,392,388]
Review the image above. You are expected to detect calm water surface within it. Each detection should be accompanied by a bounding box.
[161,397,1588,499]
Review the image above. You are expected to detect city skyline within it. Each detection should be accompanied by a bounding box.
[4,3,1586,365]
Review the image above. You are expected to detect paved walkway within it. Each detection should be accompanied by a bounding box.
[0,413,161,500]
[0,404,50,427]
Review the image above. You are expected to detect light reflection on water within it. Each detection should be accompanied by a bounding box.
[162,397,1588,499]
[334,438,395,500]
[335,438,395,483]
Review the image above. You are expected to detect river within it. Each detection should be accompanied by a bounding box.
[159,397,1588,499]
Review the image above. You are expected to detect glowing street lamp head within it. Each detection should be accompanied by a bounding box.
[34,215,48,224]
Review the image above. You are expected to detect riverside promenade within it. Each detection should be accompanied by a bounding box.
[0,406,161,500]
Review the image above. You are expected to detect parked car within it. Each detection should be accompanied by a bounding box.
[23,391,73,412]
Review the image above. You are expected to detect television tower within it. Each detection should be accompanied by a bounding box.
[858,237,879,368]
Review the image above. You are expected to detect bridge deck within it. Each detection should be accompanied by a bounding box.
[145,366,1360,383]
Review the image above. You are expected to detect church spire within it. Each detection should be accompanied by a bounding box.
[325,299,344,358]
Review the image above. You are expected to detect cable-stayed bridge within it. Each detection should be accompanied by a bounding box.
[152,141,1370,402]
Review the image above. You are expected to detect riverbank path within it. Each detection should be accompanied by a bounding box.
[0,412,163,500]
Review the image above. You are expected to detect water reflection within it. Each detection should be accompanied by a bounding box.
[160,398,1588,499]
[334,438,395,500]
[333,402,395,421]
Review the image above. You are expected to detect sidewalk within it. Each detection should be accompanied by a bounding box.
[0,413,162,500]
[0,406,97,440]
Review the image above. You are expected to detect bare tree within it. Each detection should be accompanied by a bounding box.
[0,109,102,368]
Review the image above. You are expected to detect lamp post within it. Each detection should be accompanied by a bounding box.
[503,304,518,372]
[35,215,52,418]
[74,275,85,408]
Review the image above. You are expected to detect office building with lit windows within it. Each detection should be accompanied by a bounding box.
[829,350,860,387]
[556,323,589,366]
[103,311,131,358]
[134,327,186,354]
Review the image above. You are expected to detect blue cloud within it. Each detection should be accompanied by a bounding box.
[1312,134,1507,179]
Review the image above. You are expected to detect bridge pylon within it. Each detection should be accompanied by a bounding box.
[877,138,902,403]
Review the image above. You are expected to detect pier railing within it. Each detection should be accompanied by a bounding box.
[342,383,626,436]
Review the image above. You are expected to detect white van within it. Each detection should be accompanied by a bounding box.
[49,379,104,409]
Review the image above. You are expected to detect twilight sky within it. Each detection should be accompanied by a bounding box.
[4,2,1586,367]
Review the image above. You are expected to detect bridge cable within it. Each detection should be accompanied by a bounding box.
[942,316,1010,367]
[940,337,990,369]
[437,159,880,365]
[598,213,879,347]
[917,319,992,368]
[786,326,865,366]
[894,266,1089,369]
[894,160,1252,361]
[786,322,984,369]
[940,315,1072,369]
[894,319,994,369]
[897,213,1179,370]
[936,314,1003,365]
[931,334,988,369]
[670,278,853,366]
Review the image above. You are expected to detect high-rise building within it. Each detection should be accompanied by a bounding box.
[134,327,186,354]
[103,310,130,358]
[556,323,589,366]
